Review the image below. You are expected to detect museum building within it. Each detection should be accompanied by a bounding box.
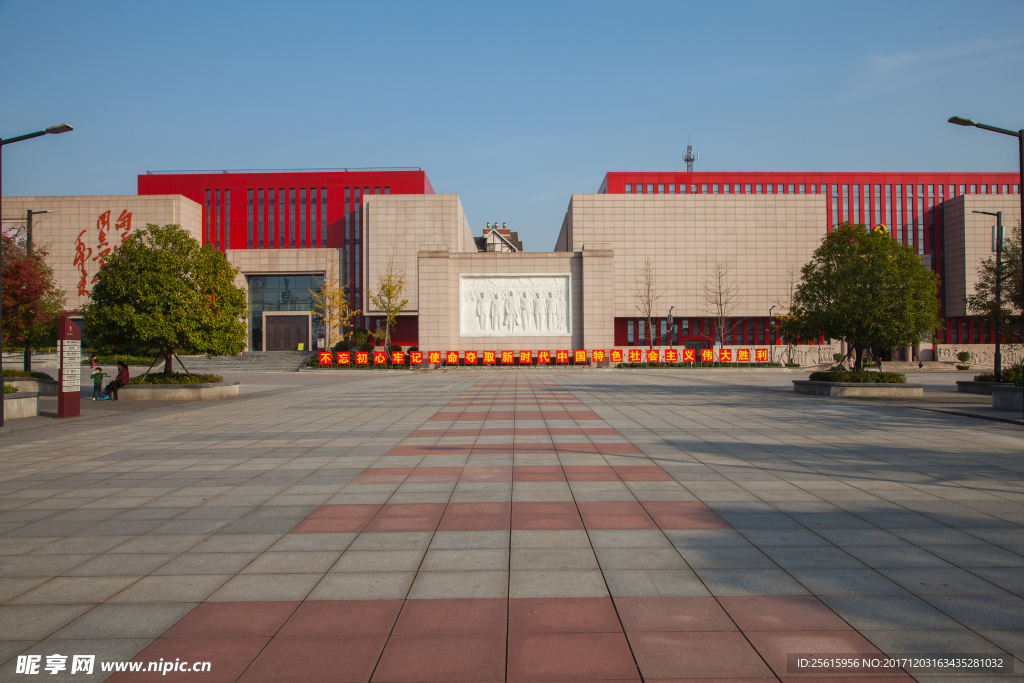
[3,167,1020,365]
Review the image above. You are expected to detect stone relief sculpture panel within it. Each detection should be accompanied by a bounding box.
[460,275,571,336]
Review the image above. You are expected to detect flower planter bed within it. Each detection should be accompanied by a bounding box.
[3,392,40,419]
[3,377,57,396]
[793,381,923,397]
[956,381,1015,396]
[992,387,1023,412]
[118,382,239,402]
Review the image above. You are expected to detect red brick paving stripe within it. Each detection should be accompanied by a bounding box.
[363,503,446,533]
[614,596,739,632]
[350,468,415,483]
[507,632,641,681]
[374,633,507,681]
[459,466,513,482]
[306,504,382,520]
[393,597,507,634]
[745,630,905,680]
[718,596,854,632]
[384,445,473,456]
[512,466,566,482]
[108,637,270,683]
[627,631,776,679]
[641,501,731,530]
[277,600,403,636]
[508,597,621,633]
[162,601,300,638]
[563,465,619,481]
[239,635,387,683]
[406,466,465,482]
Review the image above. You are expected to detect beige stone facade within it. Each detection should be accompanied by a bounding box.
[555,193,827,318]
[942,194,1021,317]
[2,195,201,311]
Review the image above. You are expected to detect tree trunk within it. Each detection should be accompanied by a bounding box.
[163,351,174,377]
[853,346,864,370]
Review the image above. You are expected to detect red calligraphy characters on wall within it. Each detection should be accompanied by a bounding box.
[71,210,134,298]
[73,231,92,296]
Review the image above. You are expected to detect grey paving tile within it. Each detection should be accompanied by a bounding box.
[241,551,341,574]
[861,628,1011,656]
[430,530,510,549]
[678,546,778,569]
[0,605,95,640]
[595,547,688,570]
[921,594,1024,630]
[0,577,47,603]
[152,552,257,575]
[331,550,425,572]
[63,553,176,577]
[664,529,752,547]
[889,528,993,546]
[761,546,866,569]
[510,530,592,548]
[786,568,910,596]
[843,545,951,568]
[110,535,205,553]
[189,534,282,553]
[306,572,415,600]
[694,568,810,596]
[53,603,195,639]
[603,569,709,597]
[879,567,1008,596]
[206,573,320,601]
[812,528,910,546]
[30,536,134,555]
[976,630,1024,659]
[0,555,94,577]
[821,595,962,630]
[421,549,509,571]
[11,577,140,605]
[923,545,1024,568]
[737,529,831,547]
[407,570,508,599]
[587,529,672,548]
[147,520,232,535]
[108,575,231,603]
[267,533,356,552]
[718,512,801,529]
[348,532,433,551]
[972,568,1024,596]
[509,570,608,598]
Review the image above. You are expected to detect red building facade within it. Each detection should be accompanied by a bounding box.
[602,171,1021,350]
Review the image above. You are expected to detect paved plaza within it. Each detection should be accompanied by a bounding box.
[1,369,1023,682]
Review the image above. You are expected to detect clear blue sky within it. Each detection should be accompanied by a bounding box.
[2,0,1022,250]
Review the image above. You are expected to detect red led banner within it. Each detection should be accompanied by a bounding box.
[501,351,514,364]
[665,349,678,362]
[519,350,532,364]
[356,351,369,365]
[682,349,696,362]
[446,351,459,364]
[737,349,750,362]
[593,350,606,363]
[719,349,732,362]
[318,351,332,365]
[483,351,496,365]
[574,350,587,363]
[392,351,405,365]
[465,351,478,365]
[701,349,714,362]
[428,351,441,364]
[646,349,659,363]
[538,351,551,364]
[338,351,351,365]
[373,351,387,365]
[611,350,624,363]
[628,349,642,363]
[411,351,424,365]
[555,350,569,364]
[755,348,769,362]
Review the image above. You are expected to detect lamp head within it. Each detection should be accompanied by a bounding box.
[45,123,74,135]
[947,116,976,127]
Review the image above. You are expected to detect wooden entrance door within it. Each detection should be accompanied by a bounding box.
[265,315,308,351]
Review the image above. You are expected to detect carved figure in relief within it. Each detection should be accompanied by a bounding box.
[545,291,556,331]
[476,292,487,331]
[489,293,501,332]
[533,293,544,332]
[503,291,515,332]
[519,293,530,332]
[555,290,566,330]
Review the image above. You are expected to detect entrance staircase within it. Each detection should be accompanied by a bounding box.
[171,351,312,373]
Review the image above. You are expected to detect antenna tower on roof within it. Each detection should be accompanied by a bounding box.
[683,135,699,172]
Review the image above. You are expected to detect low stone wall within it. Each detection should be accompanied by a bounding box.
[956,381,1015,395]
[3,393,39,419]
[793,381,924,397]
[119,382,240,402]
[936,344,1023,368]
[3,378,58,396]
[992,387,1023,412]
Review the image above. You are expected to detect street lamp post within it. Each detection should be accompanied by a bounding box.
[949,116,1023,419]
[1,124,74,428]
[769,305,776,364]
[973,210,1004,383]
[667,306,675,348]
[23,209,58,372]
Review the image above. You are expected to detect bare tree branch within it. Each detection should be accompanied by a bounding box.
[701,263,739,345]
[633,257,664,348]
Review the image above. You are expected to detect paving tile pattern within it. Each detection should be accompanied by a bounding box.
[0,370,1022,681]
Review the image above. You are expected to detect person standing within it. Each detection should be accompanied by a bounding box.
[90,366,106,400]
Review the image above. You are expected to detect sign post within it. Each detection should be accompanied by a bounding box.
[57,316,82,418]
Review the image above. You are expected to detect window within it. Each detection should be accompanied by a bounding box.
[289,188,296,248]
[777,184,783,194]
[723,184,730,194]
[895,185,903,242]
[1002,185,1008,194]
[204,190,211,245]
[638,319,645,345]
[799,184,805,194]
[647,184,654,194]
[874,185,881,228]
[745,184,751,194]
[885,185,891,231]
[627,320,634,345]
[756,184,762,194]
[310,188,318,248]
[713,184,719,194]
[375,187,381,195]
[658,183,664,193]
[853,185,860,223]
[223,190,230,249]
[269,189,277,248]
[1015,185,1020,194]
[831,185,838,226]
[863,185,870,225]
[701,184,708,193]
[970,185,977,194]
[681,318,689,336]
[917,185,924,254]
[810,184,816,194]
[300,188,307,248]
[668,184,675,194]
[952,317,958,344]
[734,184,740,194]
[905,185,913,245]
[757,318,764,344]
[981,184,987,194]
[320,188,327,248]
[247,189,253,248]
[787,184,794,194]
[214,189,220,249]
[766,184,773,194]
[703,317,710,336]
[660,319,667,344]
[278,188,285,248]
[843,185,850,223]
[625,184,632,193]
[258,189,264,248]
[385,187,390,194]
[690,185,696,193]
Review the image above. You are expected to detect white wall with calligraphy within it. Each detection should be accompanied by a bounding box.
[1,195,202,312]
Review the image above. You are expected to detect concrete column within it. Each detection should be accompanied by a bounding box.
[417,244,450,362]
[581,243,615,355]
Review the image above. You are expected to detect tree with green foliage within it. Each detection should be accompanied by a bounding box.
[83,224,247,376]
[368,253,408,354]
[781,222,942,370]
[967,219,1022,343]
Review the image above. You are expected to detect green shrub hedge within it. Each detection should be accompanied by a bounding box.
[3,385,19,394]
[82,354,155,365]
[2,369,54,379]
[130,373,224,385]
[973,364,1024,387]
[808,370,906,383]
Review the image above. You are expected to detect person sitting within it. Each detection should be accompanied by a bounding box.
[101,361,130,401]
